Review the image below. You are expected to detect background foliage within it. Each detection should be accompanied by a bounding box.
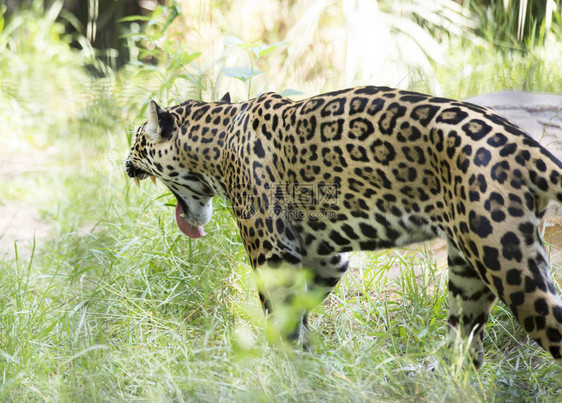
[1,0,561,401]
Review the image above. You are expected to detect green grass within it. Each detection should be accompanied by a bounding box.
[3,207,561,401]
[2,3,562,402]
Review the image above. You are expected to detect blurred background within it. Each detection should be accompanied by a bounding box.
[1,1,562,400]
[2,0,561,252]
[3,0,562,101]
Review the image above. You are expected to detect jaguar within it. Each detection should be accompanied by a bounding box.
[125,86,562,368]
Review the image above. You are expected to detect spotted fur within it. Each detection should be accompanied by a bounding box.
[126,86,562,368]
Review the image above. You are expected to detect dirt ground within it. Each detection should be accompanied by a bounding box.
[0,150,52,257]
[2,92,562,280]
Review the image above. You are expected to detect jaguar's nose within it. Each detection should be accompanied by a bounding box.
[125,159,135,177]
[125,159,157,187]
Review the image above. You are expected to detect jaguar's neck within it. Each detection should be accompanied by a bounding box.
[172,101,244,199]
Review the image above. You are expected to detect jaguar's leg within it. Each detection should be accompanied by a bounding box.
[256,253,350,346]
[256,255,313,346]
[304,252,350,298]
[487,235,562,366]
[293,253,350,343]
[447,239,497,368]
[457,225,562,367]
[259,289,309,344]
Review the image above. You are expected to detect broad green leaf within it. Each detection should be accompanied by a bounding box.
[163,4,181,31]
[280,89,304,97]
[222,66,262,82]
[179,51,201,65]
[224,35,246,47]
[251,41,288,58]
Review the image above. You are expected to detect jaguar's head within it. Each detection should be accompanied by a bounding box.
[125,100,216,238]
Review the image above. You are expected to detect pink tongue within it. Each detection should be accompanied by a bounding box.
[175,203,205,238]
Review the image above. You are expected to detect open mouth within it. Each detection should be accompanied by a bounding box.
[172,191,206,239]
[126,160,205,239]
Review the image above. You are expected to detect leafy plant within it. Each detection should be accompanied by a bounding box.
[222,35,288,99]
[120,1,203,105]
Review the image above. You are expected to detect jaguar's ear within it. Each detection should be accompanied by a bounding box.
[146,100,174,141]
[219,92,231,103]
